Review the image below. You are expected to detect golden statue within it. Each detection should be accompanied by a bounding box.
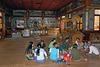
[40,21,45,29]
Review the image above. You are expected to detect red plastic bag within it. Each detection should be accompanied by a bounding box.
[63,53,71,61]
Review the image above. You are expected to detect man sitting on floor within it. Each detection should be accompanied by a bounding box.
[87,41,100,57]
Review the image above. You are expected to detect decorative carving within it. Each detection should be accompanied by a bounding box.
[62,18,69,22]
[26,9,29,18]
[71,15,81,22]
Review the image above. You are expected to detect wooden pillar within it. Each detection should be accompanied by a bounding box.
[42,10,44,20]
[11,16,13,27]
[25,9,29,29]
[88,8,94,30]
[65,14,68,29]
[59,16,62,33]
[85,0,90,6]
[41,10,45,29]
[24,13,27,29]
[2,13,6,38]
[26,9,29,19]
[58,17,60,28]
[99,17,100,31]
[60,16,62,28]
[85,8,90,30]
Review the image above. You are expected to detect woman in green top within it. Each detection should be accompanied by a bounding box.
[48,38,56,51]
[71,43,80,61]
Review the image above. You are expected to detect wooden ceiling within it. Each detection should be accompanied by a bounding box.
[3,0,72,10]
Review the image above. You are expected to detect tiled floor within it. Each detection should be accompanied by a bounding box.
[0,35,100,67]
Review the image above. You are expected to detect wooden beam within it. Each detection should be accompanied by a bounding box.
[13,15,56,18]
[52,0,65,10]
[10,0,17,9]
[31,0,33,9]
[60,5,85,16]
[0,8,4,12]
[39,0,43,9]
[45,0,55,10]
[87,6,100,9]
[85,0,90,6]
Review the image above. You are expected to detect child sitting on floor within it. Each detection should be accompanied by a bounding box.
[49,42,59,61]
[49,42,70,65]
[84,41,89,52]
[34,45,48,63]
[25,41,34,60]
[75,38,84,51]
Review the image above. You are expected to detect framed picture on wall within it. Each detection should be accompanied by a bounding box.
[16,20,24,28]
[68,13,72,19]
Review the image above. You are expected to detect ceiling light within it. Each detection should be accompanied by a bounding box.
[62,16,65,18]
[58,17,60,20]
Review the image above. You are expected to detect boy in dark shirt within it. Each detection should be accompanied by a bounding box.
[37,40,46,49]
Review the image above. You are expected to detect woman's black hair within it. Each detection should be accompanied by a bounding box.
[41,40,44,42]
[52,38,56,41]
[84,41,88,43]
[65,37,69,40]
[25,41,33,54]
[73,43,77,49]
[53,42,58,48]
[76,38,80,40]
[36,44,41,56]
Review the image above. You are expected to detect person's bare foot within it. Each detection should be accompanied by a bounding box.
[52,61,55,62]
[84,59,87,61]
[33,60,35,62]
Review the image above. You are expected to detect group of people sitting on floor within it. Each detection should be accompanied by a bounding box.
[25,37,100,64]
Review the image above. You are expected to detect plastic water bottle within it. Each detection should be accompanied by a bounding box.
[69,50,71,54]
[62,49,65,54]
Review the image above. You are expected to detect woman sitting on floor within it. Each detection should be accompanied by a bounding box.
[37,40,46,49]
[75,38,84,51]
[71,43,87,61]
[49,42,59,61]
[86,41,100,57]
[25,41,34,60]
[58,38,69,53]
[34,45,48,63]
[49,42,70,65]
[48,38,56,51]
